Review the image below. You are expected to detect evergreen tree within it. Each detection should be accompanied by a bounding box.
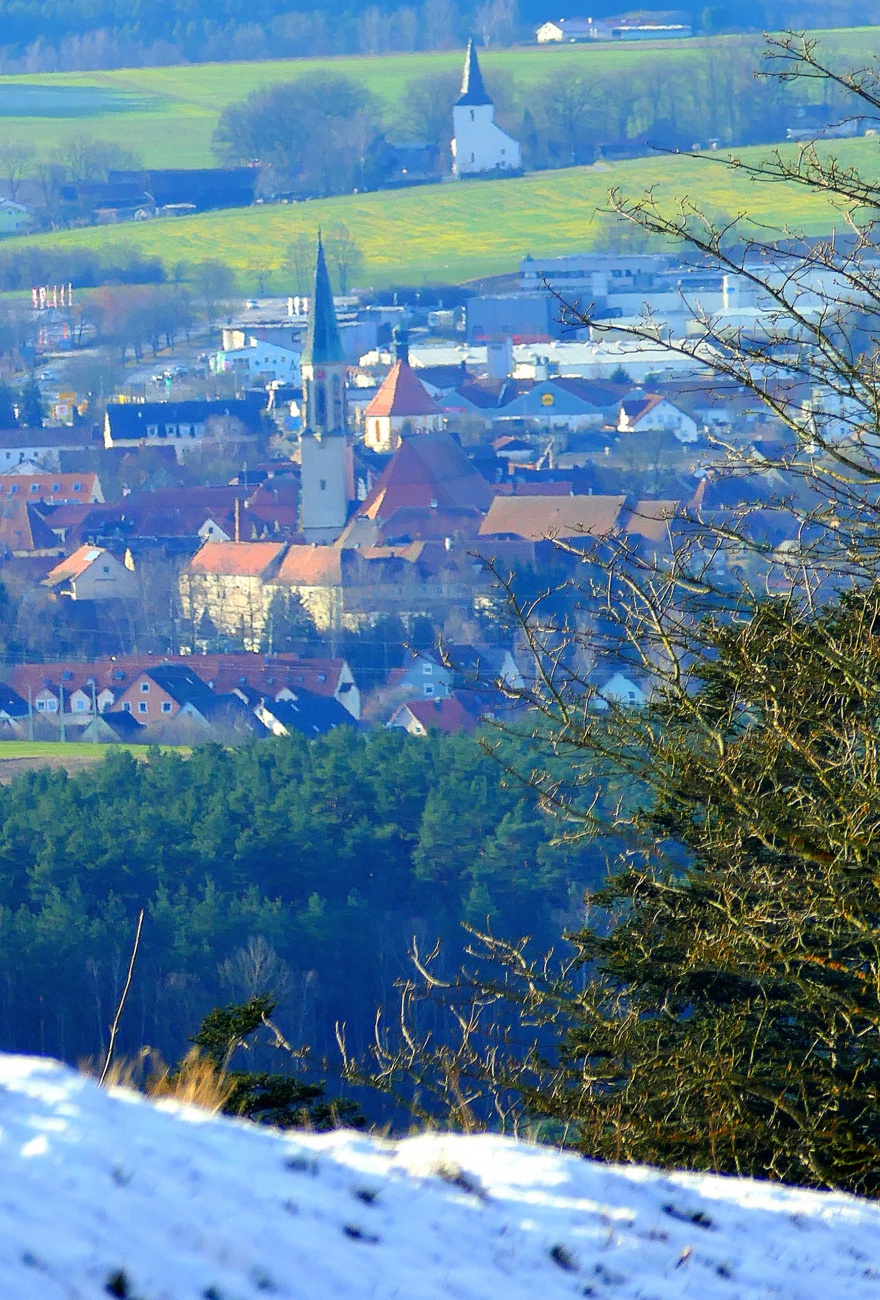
[0,381,17,429]
[191,995,363,1129]
[17,378,43,428]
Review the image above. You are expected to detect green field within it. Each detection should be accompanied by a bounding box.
[8,136,880,289]
[0,27,877,168]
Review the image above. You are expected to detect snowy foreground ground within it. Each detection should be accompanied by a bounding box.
[2,1056,880,1298]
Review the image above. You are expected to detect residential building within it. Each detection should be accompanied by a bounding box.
[617,393,699,444]
[451,41,521,178]
[388,694,480,736]
[104,398,264,459]
[112,664,219,725]
[479,493,626,543]
[0,200,32,234]
[0,428,93,472]
[535,17,598,42]
[42,546,137,601]
[211,339,301,385]
[0,473,103,506]
[255,692,355,738]
[389,650,454,700]
[0,502,64,557]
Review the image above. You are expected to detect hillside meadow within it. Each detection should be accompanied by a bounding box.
[0,26,877,168]
[9,137,880,289]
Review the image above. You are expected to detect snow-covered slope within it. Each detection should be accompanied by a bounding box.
[1,1055,879,1299]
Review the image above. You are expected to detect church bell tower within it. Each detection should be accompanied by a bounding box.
[299,236,353,542]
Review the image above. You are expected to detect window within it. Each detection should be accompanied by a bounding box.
[29,484,38,493]
[422,663,433,675]
[319,479,327,491]
[424,684,434,697]
[161,701,172,714]
[9,485,17,494]
[35,699,46,712]
[72,482,81,492]
[46,699,58,713]
[137,701,148,715]
[140,682,150,693]
[122,702,131,713]
[52,484,60,492]
[317,673,326,683]
[74,698,87,712]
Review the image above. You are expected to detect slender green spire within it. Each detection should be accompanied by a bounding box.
[302,234,345,366]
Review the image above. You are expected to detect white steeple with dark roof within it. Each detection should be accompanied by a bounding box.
[451,40,521,178]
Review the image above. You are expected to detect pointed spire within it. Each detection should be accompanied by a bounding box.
[456,39,492,107]
[302,234,345,366]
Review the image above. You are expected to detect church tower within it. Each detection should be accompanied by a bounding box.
[451,40,521,178]
[299,236,353,543]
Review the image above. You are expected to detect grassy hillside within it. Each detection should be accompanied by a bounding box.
[0,27,876,168]
[9,137,880,289]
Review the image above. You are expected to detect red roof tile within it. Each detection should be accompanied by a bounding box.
[479,494,626,541]
[188,541,285,578]
[274,546,342,586]
[364,361,440,419]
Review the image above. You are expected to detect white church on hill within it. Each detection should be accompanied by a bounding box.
[451,41,522,178]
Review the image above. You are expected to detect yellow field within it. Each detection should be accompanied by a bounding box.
[10,136,880,289]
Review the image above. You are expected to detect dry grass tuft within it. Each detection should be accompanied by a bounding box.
[81,1047,234,1115]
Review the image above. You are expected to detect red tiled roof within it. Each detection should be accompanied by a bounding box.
[364,360,440,419]
[274,545,342,586]
[0,473,101,504]
[188,541,285,578]
[622,499,680,543]
[399,695,479,734]
[479,494,626,541]
[43,545,109,585]
[359,433,493,522]
[620,394,667,424]
[4,652,348,705]
[0,501,61,553]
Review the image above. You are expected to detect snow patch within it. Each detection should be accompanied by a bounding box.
[0,1053,878,1298]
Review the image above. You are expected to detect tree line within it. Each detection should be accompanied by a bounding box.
[0,730,608,1086]
[211,44,821,200]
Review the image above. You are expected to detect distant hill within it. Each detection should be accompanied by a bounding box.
[0,0,867,71]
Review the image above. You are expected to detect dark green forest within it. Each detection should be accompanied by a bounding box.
[0,0,864,71]
[0,730,603,1078]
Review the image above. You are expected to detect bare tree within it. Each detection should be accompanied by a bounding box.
[0,139,34,201]
[322,224,364,295]
[474,0,519,49]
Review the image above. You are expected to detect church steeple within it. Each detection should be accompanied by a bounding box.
[456,39,492,107]
[301,235,347,438]
[302,233,345,367]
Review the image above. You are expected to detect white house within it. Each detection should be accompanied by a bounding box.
[452,42,521,178]
[617,393,699,445]
[591,672,648,710]
[42,546,138,601]
[0,200,32,235]
[211,339,301,385]
[536,18,598,42]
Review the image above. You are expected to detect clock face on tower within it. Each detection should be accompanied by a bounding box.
[315,369,326,380]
